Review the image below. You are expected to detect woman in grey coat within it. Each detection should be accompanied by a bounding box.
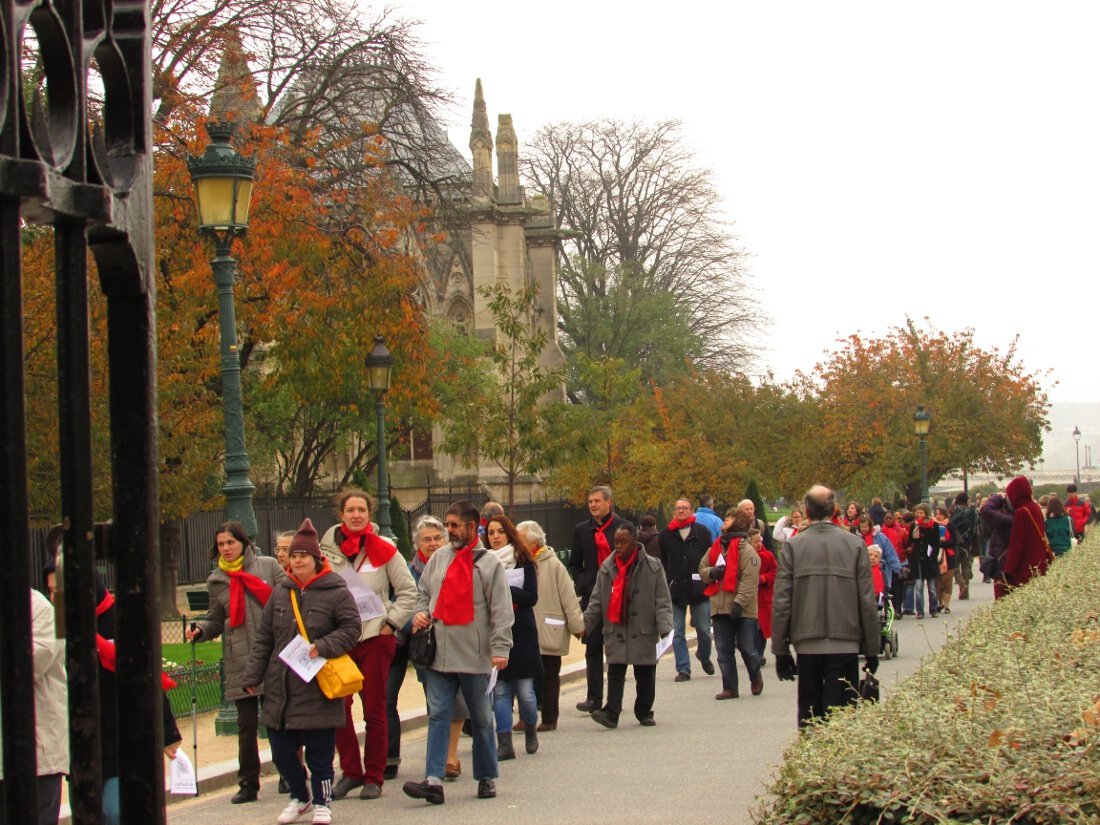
[583,521,673,729]
[187,521,285,803]
[242,519,361,825]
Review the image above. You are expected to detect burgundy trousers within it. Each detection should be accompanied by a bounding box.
[335,633,396,785]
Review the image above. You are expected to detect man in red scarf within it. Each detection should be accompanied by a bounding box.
[403,501,513,805]
[656,498,715,681]
[568,486,629,713]
[583,521,673,728]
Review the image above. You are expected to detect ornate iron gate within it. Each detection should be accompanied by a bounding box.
[1,0,163,822]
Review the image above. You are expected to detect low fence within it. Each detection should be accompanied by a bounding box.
[165,662,223,716]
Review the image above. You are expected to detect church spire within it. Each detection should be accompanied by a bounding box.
[495,114,519,203]
[208,30,261,124]
[469,78,494,199]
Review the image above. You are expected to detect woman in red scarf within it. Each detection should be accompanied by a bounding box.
[319,491,416,801]
[187,521,285,804]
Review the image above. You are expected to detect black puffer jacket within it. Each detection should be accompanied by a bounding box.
[242,568,361,731]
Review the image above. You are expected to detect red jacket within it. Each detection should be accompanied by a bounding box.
[880,523,906,563]
[1003,476,1052,589]
[756,547,776,639]
[1065,494,1092,535]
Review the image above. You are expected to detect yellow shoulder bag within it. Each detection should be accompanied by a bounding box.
[289,589,363,700]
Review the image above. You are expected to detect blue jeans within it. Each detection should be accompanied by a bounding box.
[711,614,760,693]
[492,677,537,733]
[423,669,497,781]
[671,600,712,675]
[913,576,938,615]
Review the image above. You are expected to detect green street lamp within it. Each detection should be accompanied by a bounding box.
[187,121,259,545]
[914,405,931,503]
[365,336,396,540]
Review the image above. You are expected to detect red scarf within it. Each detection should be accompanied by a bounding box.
[416,548,431,565]
[94,589,176,689]
[668,515,696,531]
[433,540,478,626]
[593,516,615,567]
[226,570,273,628]
[340,523,397,569]
[607,548,637,624]
[703,537,740,596]
[862,531,874,546]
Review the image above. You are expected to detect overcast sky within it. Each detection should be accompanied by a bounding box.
[390,0,1099,407]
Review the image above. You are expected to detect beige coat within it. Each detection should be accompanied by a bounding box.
[6,590,69,778]
[699,536,760,618]
[533,546,584,656]
[320,524,417,642]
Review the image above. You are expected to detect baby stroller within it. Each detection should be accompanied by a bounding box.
[879,593,899,660]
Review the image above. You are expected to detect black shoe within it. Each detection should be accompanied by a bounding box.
[674,671,691,682]
[277,777,290,795]
[461,719,473,737]
[759,657,768,667]
[524,726,538,754]
[700,660,715,676]
[402,780,444,805]
[231,787,258,804]
[639,717,656,727]
[477,779,496,799]
[575,699,599,713]
[590,709,618,729]
[359,783,381,800]
[497,732,516,761]
[331,776,364,799]
[382,764,398,780]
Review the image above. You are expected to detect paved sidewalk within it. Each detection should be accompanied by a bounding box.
[161,580,996,825]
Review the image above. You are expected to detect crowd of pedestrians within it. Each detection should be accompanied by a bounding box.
[7,479,1091,825]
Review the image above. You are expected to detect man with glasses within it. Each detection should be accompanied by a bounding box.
[656,498,715,681]
[403,501,513,805]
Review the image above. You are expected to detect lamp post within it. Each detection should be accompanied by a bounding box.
[365,336,396,540]
[914,405,931,503]
[188,121,259,544]
[1073,426,1081,484]
[188,121,257,737]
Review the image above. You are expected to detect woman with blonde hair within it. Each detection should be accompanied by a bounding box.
[516,520,583,732]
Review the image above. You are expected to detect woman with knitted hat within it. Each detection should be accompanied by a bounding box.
[187,521,285,804]
[242,518,362,825]
[318,490,416,801]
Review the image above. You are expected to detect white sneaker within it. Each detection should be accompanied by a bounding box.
[276,798,313,824]
[311,804,332,824]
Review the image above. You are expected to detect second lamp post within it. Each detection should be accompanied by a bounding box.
[365,336,395,540]
[914,405,931,504]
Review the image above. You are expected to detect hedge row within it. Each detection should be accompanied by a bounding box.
[755,534,1100,824]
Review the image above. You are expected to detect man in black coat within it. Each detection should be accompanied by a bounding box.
[568,486,629,712]
[656,498,715,681]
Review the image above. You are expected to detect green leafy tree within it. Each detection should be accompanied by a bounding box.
[744,479,768,528]
[436,282,564,510]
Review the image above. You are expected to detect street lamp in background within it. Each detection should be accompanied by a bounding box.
[365,336,395,540]
[914,405,932,503]
[188,120,259,544]
[1073,426,1081,484]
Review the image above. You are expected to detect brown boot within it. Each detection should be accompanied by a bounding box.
[959,585,969,600]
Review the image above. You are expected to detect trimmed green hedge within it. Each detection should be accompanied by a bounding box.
[755,534,1100,824]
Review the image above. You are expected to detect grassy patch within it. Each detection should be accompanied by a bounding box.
[162,641,222,668]
[755,534,1100,824]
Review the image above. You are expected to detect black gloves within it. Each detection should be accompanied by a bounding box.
[730,603,743,620]
[775,653,797,681]
[865,656,879,674]
[710,564,726,580]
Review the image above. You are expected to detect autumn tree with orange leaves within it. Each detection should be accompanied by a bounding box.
[806,317,1049,504]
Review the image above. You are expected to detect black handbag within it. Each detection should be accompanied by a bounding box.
[407,622,436,668]
[859,669,880,703]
